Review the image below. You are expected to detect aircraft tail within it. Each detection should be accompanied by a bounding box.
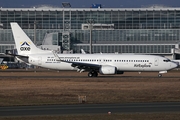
[0,58,3,64]
[10,22,48,55]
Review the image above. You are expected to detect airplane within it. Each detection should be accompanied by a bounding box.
[10,22,179,77]
[0,58,8,69]
[81,49,86,54]
[0,58,3,64]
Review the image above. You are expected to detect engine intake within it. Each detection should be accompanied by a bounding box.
[99,65,117,75]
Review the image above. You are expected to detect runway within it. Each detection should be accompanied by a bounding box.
[0,102,180,117]
[1,69,180,79]
[1,75,180,79]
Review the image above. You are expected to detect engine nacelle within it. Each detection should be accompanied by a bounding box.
[99,65,117,75]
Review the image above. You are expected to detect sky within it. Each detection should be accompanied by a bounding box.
[0,0,180,8]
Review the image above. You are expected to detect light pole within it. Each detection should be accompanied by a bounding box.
[87,19,94,54]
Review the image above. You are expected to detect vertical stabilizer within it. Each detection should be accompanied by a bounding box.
[10,22,47,55]
[0,58,3,64]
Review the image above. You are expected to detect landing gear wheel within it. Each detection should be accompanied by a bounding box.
[88,72,93,77]
[93,71,98,77]
[88,71,98,77]
[158,74,162,77]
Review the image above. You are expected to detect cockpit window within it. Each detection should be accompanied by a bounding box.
[163,59,171,62]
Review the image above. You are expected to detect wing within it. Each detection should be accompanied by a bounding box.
[52,51,101,72]
[67,60,101,71]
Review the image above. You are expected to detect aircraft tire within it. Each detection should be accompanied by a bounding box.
[93,71,98,77]
[88,71,98,77]
[158,74,162,77]
[88,72,93,77]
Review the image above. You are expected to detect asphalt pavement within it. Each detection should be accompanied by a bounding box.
[0,102,180,117]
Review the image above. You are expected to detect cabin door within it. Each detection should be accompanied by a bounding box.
[154,58,159,66]
[38,57,42,66]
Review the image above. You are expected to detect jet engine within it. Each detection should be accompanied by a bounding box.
[99,65,117,75]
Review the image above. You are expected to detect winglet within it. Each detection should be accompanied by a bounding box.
[52,51,61,61]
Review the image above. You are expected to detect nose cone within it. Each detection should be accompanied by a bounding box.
[171,62,178,69]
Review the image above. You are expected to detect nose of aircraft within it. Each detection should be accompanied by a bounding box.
[171,62,179,69]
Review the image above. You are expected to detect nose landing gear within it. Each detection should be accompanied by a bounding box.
[158,71,167,78]
[158,74,162,77]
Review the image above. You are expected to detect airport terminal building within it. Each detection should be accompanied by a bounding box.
[1,5,180,59]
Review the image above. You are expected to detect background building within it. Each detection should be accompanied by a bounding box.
[0,5,180,59]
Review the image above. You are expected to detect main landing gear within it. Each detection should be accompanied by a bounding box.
[88,71,98,77]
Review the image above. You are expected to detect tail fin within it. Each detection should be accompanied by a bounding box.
[0,58,3,64]
[10,22,47,55]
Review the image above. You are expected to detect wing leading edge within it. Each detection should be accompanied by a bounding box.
[52,51,101,72]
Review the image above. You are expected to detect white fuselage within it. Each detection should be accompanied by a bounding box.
[10,22,178,77]
[28,54,177,72]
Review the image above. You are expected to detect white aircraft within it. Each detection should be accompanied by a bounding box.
[10,22,178,77]
[0,58,3,64]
